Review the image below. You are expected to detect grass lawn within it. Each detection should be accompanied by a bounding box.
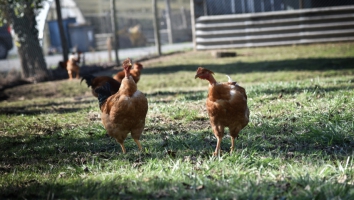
[0,42,354,199]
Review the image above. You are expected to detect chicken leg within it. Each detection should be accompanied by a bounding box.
[68,72,73,80]
[119,143,126,154]
[212,125,224,157]
[230,137,235,154]
[230,127,241,154]
[134,139,142,151]
[213,136,222,157]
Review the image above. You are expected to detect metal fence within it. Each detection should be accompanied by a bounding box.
[194,0,354,17]
[192,0,354,50]
[1,0,194,80]
[52,0,193,51]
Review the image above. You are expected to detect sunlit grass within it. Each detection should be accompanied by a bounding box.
[0,42,354,199]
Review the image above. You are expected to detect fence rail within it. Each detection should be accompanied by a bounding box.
[194,5,354,50]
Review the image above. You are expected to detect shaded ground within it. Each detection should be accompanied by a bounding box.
[0,51,188,101]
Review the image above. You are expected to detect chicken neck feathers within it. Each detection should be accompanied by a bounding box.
[95,82,112,108]
[81,75,96,87]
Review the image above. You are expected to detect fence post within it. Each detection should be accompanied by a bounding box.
[107,36,112,63]
[190,0,196,51]
[110,0,119,65]
[54,0,68,62]
[299,0,303,9]
[231,0,236,14]
[165,0,173,44]
[152,0,161,56]
[180,7,188,28]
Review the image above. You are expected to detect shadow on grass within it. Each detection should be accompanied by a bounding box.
[1,114,352,167]
[147,90,207,102]
[147,83,353,102]
[0,99,96,115]
[251,84,354,96]
[1,172,353,199]
[142,57,354,75]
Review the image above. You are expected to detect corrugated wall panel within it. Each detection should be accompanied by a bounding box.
[195,6,354,50]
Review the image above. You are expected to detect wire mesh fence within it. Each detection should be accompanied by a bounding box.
[194,0,354,17]
[66,0,192,51]
[0,0,194,81]
[1,0,193,57]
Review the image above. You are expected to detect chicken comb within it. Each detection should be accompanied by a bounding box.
[196,67,214,75]
[123,58,132,67]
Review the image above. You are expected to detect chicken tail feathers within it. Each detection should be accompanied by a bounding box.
[80,75,96,87]
[226,75,238,85]
[95,82,111,107]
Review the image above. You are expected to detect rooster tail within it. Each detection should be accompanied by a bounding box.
[95,82,111,107]
[226,75,238,85]
[226,75,233,82]
[80,75,96,87]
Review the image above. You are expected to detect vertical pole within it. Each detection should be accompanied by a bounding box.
[231,0,235,14]
[203,0,208,16]
[110,0,119,64]
[165,0,173,44]
[55,0,68,62]
[152,0,161,56]
[271,0,274,11]
[180,7,187,28]
[190,0,196,51]
[299,0,303,9]
[107,36,112,63]
[241,0,245,13]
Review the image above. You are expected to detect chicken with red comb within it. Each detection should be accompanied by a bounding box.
[95,58,148,154]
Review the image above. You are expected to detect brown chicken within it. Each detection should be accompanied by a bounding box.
[81,75,121,97]
[95,58,148,154]
[113,62,143,83]
[59,51,81,80]
[66,52,81,79]
[195,67,249,156]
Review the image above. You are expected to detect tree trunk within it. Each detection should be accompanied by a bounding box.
[9,3,49,81]
[17,44,29,78]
